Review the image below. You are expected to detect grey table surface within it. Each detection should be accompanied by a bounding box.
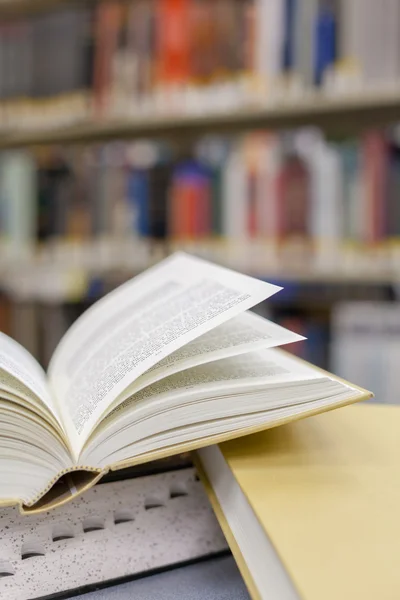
[70,556,250,600]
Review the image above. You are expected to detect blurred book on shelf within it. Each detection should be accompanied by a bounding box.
[0,125,398,397]
[0,128,399,278]
[0,0,400,131]
[331,302,400,404]
[273,309,330,371]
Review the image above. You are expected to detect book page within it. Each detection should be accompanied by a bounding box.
[82,348,347,466]
[110,348,328,423]
[112,311,305,409]
[0,333,58,419]
[48,253,281,457]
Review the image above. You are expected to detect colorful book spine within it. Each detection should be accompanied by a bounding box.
[1,126,400,262]
[314,2,337,85]
[0,151,37,257]
[127,169,150,236]
[157,0,190,87]
[282,0,296,73]
[92,2,122,117]
[0,0,398,125]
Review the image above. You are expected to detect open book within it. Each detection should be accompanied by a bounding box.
[0,253,370,513]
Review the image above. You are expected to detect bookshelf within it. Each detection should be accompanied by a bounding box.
[0,0,400,145]
[1,89,400,148]
[0,0,95,18]
[0,0,396,400]
[2,248,398,304]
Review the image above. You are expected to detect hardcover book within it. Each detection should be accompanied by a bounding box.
[0,253,370,513]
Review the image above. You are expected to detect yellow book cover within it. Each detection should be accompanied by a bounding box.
[197,404,398,600]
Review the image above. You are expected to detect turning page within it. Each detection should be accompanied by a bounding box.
[110,311,305,405]
[48,253,281,457]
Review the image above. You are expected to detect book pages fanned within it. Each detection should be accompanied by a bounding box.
[0,253,371,513]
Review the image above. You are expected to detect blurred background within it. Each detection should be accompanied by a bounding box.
[0,0,398,404]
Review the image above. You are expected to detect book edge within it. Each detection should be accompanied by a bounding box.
[192,455,262,600]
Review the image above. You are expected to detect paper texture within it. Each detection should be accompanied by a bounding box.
[117,311,305,403]
[48,253,281,456]
[81,347,339,465]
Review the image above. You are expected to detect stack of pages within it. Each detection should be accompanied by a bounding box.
[0,253,369,513]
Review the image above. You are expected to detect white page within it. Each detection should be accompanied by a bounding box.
[111,311,305,410]
[48,253,281,456]
[82,348,348,465]
[94,348,329,442]
[0,333,57,418]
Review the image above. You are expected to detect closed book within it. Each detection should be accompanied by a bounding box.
[276,151,310,242]
[255,134,280,238]
[210,163,223,236]
[0,151,37,257]
[222,145,247,239]
[282,0,296,72]
[197,403,398,600]
[339,141,362,242]
[44,158,72,238]
[386,144,400,237]
[331,302,396,405]
[129,0,155,99]
[93,1,122,117]
[127,168,150,236]
[362,132,387,243]
[314,1,336,86]
[91,147,113,235]
[308,138,342,248]
[157,0,190,86]
[148,162,172,239]
[168,160,211,239]
[294,0,318,87]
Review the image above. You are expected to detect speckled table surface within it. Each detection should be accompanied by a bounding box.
[71,556,250,600]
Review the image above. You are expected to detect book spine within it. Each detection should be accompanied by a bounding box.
[267,0,285,83]
[277,150,310,242]
[148,162,171,240]
[157,0,190,87]
[314,1,337,86]
[93,1,122,118]
[108,2,130,116]
[294,0,318,88]
[2,126,400,275]
[127,168,150,237]
[387,144,400,238]
[210,162,223,237]
[282,0,296,73]
[244,137,258,238]
[0,151,37,258]
[222,145,247,240]
[362,132,387,244]
[255,134,280,239]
